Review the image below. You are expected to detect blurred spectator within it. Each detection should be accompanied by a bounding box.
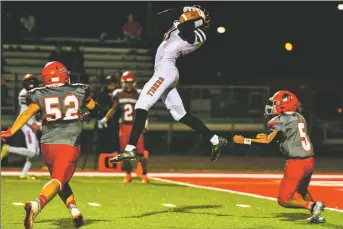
[48,45,68,66]
[68,44,88,83]
[122,14,142,44]
[19,13,36,39]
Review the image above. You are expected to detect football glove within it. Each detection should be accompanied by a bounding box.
[1,128,12,142]
[97,118,108,129]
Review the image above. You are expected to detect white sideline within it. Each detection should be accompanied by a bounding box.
[1,171,343,179]
[152,177,343,213]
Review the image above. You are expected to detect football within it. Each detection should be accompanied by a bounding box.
[179,10,201,23]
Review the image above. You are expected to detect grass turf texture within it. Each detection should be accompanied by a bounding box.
[2,176,343,229]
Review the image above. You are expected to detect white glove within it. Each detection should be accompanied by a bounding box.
[98,117,108,129]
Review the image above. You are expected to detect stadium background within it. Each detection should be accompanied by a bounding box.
[1,1,342,170]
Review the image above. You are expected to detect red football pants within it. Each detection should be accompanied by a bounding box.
[119,124,145,154]
[278,157,315,205]
[41,144,80,189]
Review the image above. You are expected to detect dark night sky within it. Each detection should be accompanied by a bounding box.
[2,1,343,87]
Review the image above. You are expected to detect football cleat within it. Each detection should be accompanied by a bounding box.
[141,175,149,184]
[123,173,132,183]
[210,137,229,161]
[307,201,325,223]
[1,144,9,160]
[19,175,37,180]
[24,201,39,229]
[70,207,84,228]
[110,149,137,163]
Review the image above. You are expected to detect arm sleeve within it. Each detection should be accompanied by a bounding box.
[267,116,283,132]
[177,19,206,44]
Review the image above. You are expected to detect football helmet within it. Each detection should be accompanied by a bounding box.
[22,74,39,91]
[121,71,136,92]
[41,61,70,86]
[265,90,299,116]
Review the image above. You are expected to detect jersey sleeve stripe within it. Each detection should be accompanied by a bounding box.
[194,30,204,43]
[197,28,206,41]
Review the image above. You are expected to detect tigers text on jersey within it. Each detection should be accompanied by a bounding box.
[27,83,91,147]
[154,21,206,70]
[18,88,36,126]
[267,112,314,159]
[112,89,141,124]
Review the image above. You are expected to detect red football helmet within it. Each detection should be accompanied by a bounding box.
[265,90,299,115]
[41,61,70,86]
[121,71,136,92]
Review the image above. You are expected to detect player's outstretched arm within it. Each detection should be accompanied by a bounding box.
[233,130,278,145]
[97,100,119,129]
[1,104,40,141]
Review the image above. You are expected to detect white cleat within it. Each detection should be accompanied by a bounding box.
[24,201,39,229]
[307,201,325,224]
[70,207,84,228]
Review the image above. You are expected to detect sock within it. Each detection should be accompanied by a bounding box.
[125,144,136,151]
[139,157,148,175]
[8,146,34,157]
[306,201,314,211]
[38,179,60,210]
[128,109,148,146]
[210,135,219,145]
[21,159,32,176]
[179,113,214,141]
[58,183,77,209]
[121,160,133,173]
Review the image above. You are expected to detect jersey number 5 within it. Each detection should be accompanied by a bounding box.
[44,94,79,121]
[298,122,311,152]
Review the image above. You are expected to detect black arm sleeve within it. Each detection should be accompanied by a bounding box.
[87,103,100,119]
[177,19,202,44]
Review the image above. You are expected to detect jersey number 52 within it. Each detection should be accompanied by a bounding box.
[44,94,79,121]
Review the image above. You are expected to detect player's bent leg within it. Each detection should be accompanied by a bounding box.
[162,88,229,161]
[58,183,84,228]
[112,72,177,163]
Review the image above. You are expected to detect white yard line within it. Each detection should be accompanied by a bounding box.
[88,202,101,207]
[152,177,343,213]
[1,171,343,179]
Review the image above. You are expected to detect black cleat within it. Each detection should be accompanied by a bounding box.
[210,137,229,162]
[110,149,137,163]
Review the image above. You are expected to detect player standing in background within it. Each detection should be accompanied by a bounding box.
[1,61,99,229]
[111,5,229,164]
[233,90,325,223]
[1,74,41,179]
[91,74,120,168]
[98,71,149,183]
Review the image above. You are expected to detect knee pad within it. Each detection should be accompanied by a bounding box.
[166,104,187,121]
[277,195,288,207]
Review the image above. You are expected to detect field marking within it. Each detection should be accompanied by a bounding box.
[162,203,177,207]
[236,204,251,208]
[2,171,343,179]
[12,202,24,206]
[152,177,343,213]
[88,202,101,207]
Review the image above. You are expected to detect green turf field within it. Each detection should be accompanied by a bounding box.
[1,176,342,229]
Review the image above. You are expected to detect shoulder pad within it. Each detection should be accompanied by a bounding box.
[112,88,122,97]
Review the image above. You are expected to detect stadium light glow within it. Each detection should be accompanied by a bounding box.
[217,26,226,34]
[338,4,343,10]
[285,42,293,51]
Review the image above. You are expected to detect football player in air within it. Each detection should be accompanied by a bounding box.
[111,5,229,164]
[1,61,99,229]
[98,71,149,183]
[1,74,41,179]
[233,90,325,223]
